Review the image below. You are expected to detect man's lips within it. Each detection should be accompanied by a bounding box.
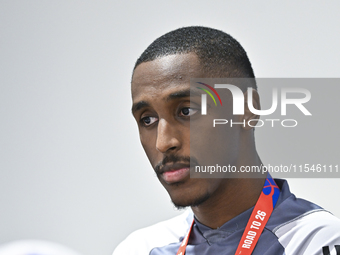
[159,162,190,184]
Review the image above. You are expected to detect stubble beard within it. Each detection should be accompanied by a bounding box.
[171,191,211,210]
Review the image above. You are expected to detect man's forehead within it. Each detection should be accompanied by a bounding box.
[131,53,203,97]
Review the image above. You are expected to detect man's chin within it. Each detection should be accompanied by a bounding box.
[171,192,211,210]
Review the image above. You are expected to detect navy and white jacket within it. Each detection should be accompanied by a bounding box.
[113,179,340,255]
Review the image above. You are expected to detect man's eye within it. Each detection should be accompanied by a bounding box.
[180,107,198,116]
[141,116,158,126]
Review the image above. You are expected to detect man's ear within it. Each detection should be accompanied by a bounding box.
[242,88,261,130]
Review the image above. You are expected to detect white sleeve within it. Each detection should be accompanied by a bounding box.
[112,210,193,255]
[275,210,340,255]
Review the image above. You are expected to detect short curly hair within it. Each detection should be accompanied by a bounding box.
[134,26,256,84]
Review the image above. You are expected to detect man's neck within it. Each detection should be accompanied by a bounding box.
[191,177,266,229]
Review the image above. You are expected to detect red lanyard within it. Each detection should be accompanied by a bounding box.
[176,178,280,255]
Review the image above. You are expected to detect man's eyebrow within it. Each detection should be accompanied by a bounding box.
[132,89,202,114]
[166,89,201,101]
[131,101,150,114]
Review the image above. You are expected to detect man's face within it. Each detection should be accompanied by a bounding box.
[131,53,242,208]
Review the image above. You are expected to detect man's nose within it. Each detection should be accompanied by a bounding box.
[156,118,181,153]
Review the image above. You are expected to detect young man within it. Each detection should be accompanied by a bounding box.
[113,26,340,255]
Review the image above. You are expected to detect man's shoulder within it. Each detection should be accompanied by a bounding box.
[112,210,193,255]
[273,209,340,254]
[263,179,340,254]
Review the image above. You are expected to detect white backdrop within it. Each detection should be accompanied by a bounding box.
[0,1,339,255]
